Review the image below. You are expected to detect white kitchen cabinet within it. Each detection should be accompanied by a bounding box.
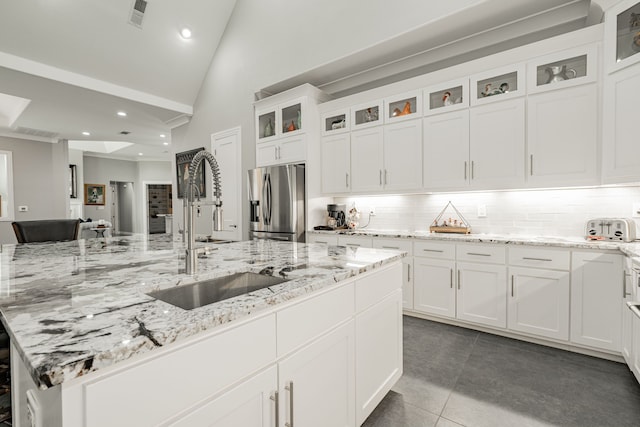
[211,127,241,241]
[423,110,470,190]
[256,134,306,167]
[338,235,373,249]
[469,98,526,189]
[570,251,623,352]
[622,259,634,365]
[629,260,640,382]
[372,238,414,309]
[321,133,351,193]
[322,109,350,136]
[457,261,507,328]
[470,64,525,107]
[355,289,403,425]
[414,257,456,319]
[350,127,384,192]
[526,44,597,94]
[526,84,598,187]
[423,78,469,116]
[602,62,640,183]
[384,91,422,124]
[383,119,423,191]
[167,366,277,427]
[278,320,356,427]
[508,266,570,341]
[351,99,383,131]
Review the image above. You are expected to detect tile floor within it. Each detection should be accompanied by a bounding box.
[363,316,640,427]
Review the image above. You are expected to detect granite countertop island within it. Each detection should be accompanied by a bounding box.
[0,235,405,390]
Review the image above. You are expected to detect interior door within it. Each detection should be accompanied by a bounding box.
[211,127,241,241]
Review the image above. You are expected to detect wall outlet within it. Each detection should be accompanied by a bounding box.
[369,207,376,216]
[477,204,487,218]
[633,202,640,218]
[18,205,28,212]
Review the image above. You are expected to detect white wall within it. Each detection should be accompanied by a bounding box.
[0,136,68,243]
[336,185,640,238]
[171,0,487,239]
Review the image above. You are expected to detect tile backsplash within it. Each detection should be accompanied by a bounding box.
[332,185,640,237]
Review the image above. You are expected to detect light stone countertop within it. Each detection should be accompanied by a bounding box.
[0,235,404,390]
[308,229,640,257]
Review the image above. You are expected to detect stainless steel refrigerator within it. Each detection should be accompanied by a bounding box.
[247,164,305,242]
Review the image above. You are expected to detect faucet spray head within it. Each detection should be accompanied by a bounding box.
[213,200,223,231]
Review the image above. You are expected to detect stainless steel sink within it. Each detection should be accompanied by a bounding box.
[147,272,288,310]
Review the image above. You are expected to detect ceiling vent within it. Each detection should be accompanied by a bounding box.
[119,131,131,135]
[15,127,59,139]
[129,0,148,29]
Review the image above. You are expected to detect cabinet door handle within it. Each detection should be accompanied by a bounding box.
[270,391,280,427]
[285,381,294,427]
[522,257,552,262]
[346,173,349,188]
[464,161,467,180]
[382,246,400,249]
[407,263,411,282]
[530,154,534,176]
[379,170,383,185]
[385,169,388,185]
[511,275,515,297]
[347,243,361,247]
[450,268,453,289]
[457,269,461,290]
[467,252,491,257]
[471,161,475,179]
[422,249,444,253]
[624,273,631,298]
[315,240,328,244]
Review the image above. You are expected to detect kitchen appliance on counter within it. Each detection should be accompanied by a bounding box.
[248,164,305,242]
[327,204,346,228]
[585,218,637,242]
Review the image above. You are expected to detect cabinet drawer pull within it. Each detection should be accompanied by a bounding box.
[457,270,461,290]
[530,154,533,176]
[382,246,400,250]
[379,170,383,185]
[270,391,280,427]
[522,257,553,262]
[450,268,453,289]
[346,243,361,247]
[466,252,491,257]
[511,275,514,297]
[315,240,328,244]
[285,381,294,427]
[464,161,467,180]
[407,264,411,282]
[471,161,475,179]
[422,249,444,253]
[346,173,349,188]
[384,169,389,185]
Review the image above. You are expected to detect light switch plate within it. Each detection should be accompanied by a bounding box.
[477,204,487,218]
[633,202,640,218]
[18,206,28,212]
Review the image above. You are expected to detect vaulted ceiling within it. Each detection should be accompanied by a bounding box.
[0,0,614,161]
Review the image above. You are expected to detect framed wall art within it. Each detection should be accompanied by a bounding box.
[176,148,206,199]
[84,184,105,206]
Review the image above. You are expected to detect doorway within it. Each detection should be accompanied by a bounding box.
[147,184,172,234]
[110,181,135,234]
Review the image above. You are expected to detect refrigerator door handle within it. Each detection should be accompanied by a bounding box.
[263,173,272,225]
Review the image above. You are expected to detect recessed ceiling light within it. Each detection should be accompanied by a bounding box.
[160,134,166,138]
[82,131,90,136]
[163,142,169,146]
[180,28,192,39]
[117,111,127,117]
[138,152,143,156]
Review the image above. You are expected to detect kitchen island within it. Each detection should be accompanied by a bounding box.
[0,234,405,426]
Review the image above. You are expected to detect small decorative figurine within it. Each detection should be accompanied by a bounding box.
[499,82,510,93]
[287,121,296,132]
[481,83,493,97]
[347,205,360,229]
[364,107,378,122]
[392,107,402,117]
[401,101,411,115]
[442,91,453,106]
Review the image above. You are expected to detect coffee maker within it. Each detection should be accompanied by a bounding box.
[327,204,346,228]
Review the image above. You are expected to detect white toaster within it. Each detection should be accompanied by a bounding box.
[585,218,637,242]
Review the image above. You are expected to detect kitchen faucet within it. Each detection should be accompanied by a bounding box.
[184,149,223,275]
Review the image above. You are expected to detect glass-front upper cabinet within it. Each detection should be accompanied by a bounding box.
[321,109,349,136]
[0,151,14,222]
[281,100,303,135]
[384,91,422,123]
[470,64,525,106]
[605,0,640,73]
[527,44,597,93]
[256,108,277,142]
[351,100,383,130]
[423,79,469,116]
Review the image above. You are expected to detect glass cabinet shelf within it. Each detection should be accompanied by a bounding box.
[257,111,276,140]
[535,54,587,87]
[324,112,347,133]
[281,103,302,134]
[476,71,518,100]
